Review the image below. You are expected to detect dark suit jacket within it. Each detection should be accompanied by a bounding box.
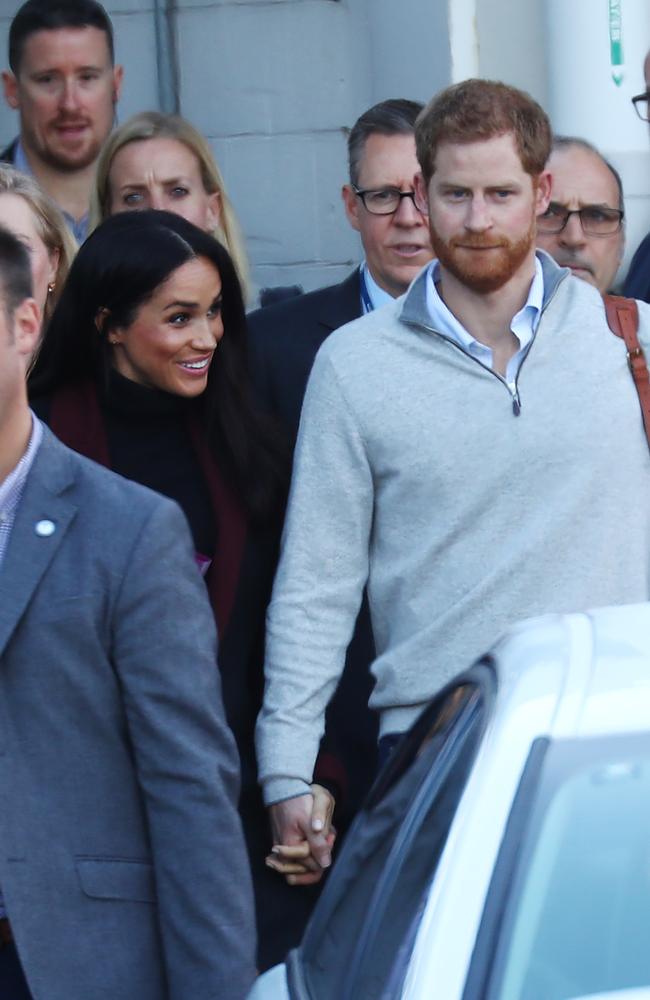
[0,139,17,164]
[248,269,362,446]
[247,269,378,827]
[0,426,256,999]
[624,231,650,303]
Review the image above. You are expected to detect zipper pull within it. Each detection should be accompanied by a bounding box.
[512,389,521,416]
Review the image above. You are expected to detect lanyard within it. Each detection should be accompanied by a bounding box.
[359,267,374,314]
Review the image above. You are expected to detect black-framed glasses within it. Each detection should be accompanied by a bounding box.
[537,202,624,236]
[353,186,424,216]
[631,90,650,122]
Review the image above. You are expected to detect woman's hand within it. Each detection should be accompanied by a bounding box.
[265,784,337,885]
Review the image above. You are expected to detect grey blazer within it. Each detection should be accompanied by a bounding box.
[0,426,256,999]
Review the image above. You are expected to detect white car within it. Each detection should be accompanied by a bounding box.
[250,603,650,1000]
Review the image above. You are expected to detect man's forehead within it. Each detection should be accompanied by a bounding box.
[19,26,112,73]
[431,133,528,181]
[356,132,419,185]
[548,147,619,207]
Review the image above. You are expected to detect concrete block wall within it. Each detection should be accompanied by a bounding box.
[175,0,451,294]
[176,0,373,294]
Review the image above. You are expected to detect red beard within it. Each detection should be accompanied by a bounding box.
[430,218,536,293]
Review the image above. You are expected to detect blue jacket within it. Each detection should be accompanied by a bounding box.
[624,231,650,303]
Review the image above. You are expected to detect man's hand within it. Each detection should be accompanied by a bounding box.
[266,785,336,885]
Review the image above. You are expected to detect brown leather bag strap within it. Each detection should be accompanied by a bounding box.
[604,293,650,448]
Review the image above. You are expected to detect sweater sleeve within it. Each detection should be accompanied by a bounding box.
[256,346,374,804]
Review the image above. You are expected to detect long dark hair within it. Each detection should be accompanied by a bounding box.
[29,210,287,523]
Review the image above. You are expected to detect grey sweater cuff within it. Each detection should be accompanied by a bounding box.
[262,777,312,806]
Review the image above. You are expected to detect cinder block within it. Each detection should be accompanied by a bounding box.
[0,18,13,148]
[214,133,320,264]
[104,1,154,13]
[112,12,158,120]
[177,2,361,135]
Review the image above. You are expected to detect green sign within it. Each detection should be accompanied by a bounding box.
[609,0,624,86]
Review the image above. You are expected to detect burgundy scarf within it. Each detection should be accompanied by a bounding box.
[49,380,247,636]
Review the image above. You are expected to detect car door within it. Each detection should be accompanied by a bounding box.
[286,662,495,1000]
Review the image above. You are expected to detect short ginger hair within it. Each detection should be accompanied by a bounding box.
[415,79,552,184]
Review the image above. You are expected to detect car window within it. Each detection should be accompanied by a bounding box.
[482,734,650,1000]
[292,665,493,1000]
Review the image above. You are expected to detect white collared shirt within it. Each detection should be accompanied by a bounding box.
[0,412,43,568]
[424,257,545,389]
[360,263,396,313]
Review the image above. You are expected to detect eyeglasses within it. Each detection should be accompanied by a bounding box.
[631,91,650,122]
[353,186,424,216]
[537,202,624,236]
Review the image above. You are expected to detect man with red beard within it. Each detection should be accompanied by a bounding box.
[1,0,123,243]
[256,79,650,878]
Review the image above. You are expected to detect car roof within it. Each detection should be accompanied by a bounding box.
[484,602,650,743]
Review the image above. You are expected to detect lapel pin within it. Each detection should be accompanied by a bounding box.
[35,519,56,538]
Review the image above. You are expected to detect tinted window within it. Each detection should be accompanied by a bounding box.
[294,667,492,1000]
[485,734,650,1000]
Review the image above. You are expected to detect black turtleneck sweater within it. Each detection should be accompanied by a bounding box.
[97,370,216,559]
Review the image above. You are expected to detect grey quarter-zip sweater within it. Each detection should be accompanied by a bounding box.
[256,252,650,804]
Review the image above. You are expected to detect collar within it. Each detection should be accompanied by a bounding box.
[401,250,567,334]
[360,263,396,313]
[424,256,544,353]
[102,368,188,419]
[14,139,88,243]
[0,412,43,509]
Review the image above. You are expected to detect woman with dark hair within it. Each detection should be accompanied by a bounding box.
[29,210,324,968]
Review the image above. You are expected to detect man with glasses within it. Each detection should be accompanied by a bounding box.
[537,136,625,294]
[248,98,432,446]
[624,50,650,302]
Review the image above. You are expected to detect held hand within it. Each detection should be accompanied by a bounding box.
[265,832,336,885]
[266,786,337,885]
[310,783,336,837]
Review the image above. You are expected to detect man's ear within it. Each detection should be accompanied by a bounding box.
[535,169,552,214]
[342,183,361,233]
[414,172,429,214]
[2,71,19,111]
[112,64,124,104]
[14,298,41,360]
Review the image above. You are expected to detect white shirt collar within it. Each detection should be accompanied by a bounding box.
[425,256,544,352]
[361,262,396,312]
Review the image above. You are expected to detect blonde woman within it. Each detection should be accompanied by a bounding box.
[91,111,252,303]
[0,164,76,329]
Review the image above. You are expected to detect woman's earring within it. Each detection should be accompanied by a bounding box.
[47,282,55,295]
